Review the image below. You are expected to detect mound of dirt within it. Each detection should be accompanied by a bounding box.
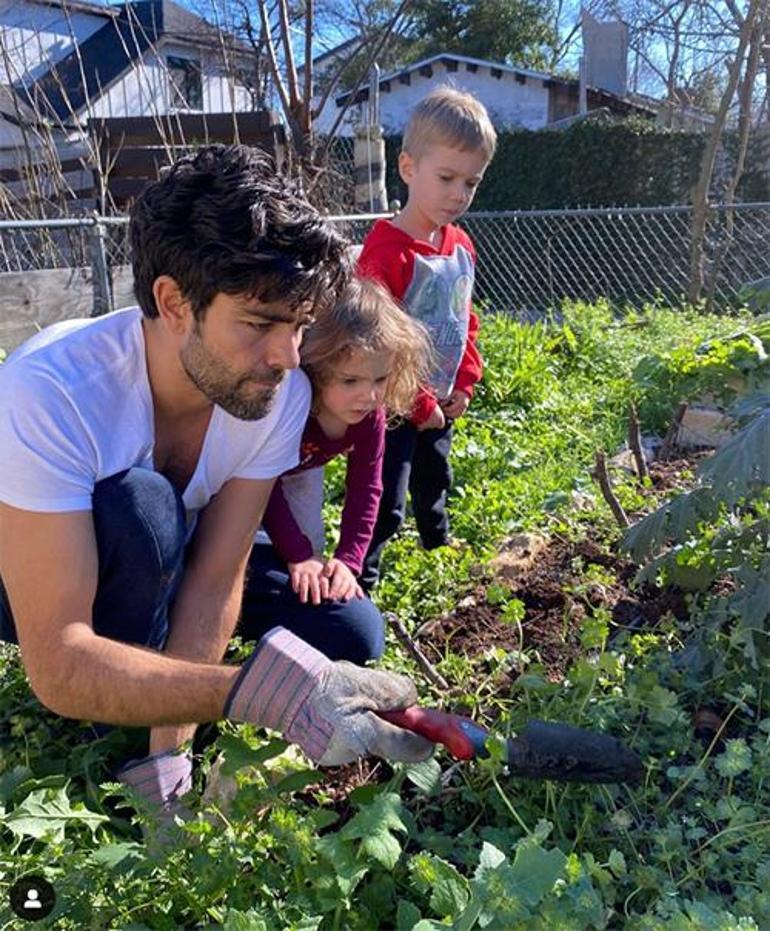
[417,458,696,683]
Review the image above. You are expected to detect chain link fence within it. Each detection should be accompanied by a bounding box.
[1,204,769,327]
[461,203,770,318]
[331,203,770,317]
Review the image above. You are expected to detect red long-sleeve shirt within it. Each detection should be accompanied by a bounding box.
[358,219,484,425]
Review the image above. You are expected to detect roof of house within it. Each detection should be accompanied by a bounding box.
[335,52,556,106]
[18,0,247,121]
[25,0,118,18]
[334,51,657,121]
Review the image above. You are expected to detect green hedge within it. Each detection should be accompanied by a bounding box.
[385,119,769,210]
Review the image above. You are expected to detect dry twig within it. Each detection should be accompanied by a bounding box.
[594,450,630,528]
[384,611,450,691]
[659,402,689,461]
[628,403,650,482]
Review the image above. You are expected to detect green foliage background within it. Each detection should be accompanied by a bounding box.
[385,120,770,209]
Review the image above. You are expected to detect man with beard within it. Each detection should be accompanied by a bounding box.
[0,146,431,816]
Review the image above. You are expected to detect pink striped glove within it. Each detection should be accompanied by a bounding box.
[116,748,193,814]
[224,627,433,766]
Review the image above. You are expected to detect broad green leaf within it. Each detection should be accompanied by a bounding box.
[269,770,320,795]
[623,487,718,562]
[608,849,627,878]
[4,786,108,841]
[340,792,409,869]
[0,765,32,804]
[89,841,144,871]
[222,910,271,931]
[477,841,506,873]
[715,738,752,778]
[403,757,442,796]
[218,732,288,777]
[699,411,770,504]
[508,841,568,907]
[409,852,470,918]
[315,833,369,897]
[396,898,422,931]
[470,839,568,926]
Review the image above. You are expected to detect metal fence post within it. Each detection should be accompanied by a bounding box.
[89,215,113,317]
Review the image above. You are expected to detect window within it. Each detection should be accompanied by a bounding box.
[167,56,202,110]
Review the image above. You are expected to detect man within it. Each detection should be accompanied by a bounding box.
[0,145,430,813]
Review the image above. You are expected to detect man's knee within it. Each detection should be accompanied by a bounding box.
[92,468,187,581]
[341,598,386,663]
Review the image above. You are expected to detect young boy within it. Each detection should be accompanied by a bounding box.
[358,86,497,589]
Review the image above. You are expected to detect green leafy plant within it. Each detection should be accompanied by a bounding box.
[3,304,770,929]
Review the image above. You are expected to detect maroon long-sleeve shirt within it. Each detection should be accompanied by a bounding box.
[261,408,385,575]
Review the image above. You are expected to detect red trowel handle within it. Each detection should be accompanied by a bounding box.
[378,706,490,761]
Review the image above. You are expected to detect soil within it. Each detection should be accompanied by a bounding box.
[416,457,698,684]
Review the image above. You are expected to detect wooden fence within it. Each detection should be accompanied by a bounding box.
[89,110,286,209]
[0,265,134,353]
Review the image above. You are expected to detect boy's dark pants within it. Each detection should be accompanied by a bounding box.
[0,468,384,667]
[361,420,453,590]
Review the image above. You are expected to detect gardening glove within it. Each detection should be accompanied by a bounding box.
[223,626,434,766]
[116,747,193,815]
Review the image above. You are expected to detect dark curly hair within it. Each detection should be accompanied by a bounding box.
[130,144,350,320]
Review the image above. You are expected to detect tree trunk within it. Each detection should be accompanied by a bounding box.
[687,0,763,305]
[704,1,768,311]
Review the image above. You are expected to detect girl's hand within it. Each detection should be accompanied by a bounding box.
[323,558,364,602]
[289,557,330,605]
[440,390,471,420]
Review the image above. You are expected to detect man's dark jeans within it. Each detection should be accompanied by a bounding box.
[362,421,453,590]
[0,468,385,666]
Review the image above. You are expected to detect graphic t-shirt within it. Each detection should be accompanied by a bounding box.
[358,219,483,425]
[0,307,310,521]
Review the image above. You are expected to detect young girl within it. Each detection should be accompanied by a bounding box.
[261,275,431,605]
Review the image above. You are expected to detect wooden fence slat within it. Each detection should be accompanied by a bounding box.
[106,148,173,179]
[0,266,134,353]
[90,111,284,147]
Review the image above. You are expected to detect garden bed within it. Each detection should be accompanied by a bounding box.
[2,304,768,930]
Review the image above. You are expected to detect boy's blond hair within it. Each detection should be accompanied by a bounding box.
[301,275,433,419]
[402,86,497,161]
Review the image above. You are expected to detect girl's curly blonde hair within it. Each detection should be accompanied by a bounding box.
[301,274,433,419]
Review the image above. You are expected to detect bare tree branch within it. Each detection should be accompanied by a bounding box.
[688,0,764,303]
[318,0,412,162]
[277,0,300,110]
[257,0,293,123]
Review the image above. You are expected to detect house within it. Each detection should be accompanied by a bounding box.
[0,0,255,127]
[319,52,655,137]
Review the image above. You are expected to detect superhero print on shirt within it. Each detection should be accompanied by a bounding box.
[401,244,474,399]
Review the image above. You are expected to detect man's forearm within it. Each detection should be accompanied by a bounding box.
[149,574,246,752]
[163,573,245,665]
[34,622,239,726]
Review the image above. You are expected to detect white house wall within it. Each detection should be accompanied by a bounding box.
[86,43,252,119]
[0,0,108,85]
[315,61,550,137]
[0,118,27,146]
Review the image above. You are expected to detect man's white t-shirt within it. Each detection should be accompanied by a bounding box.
[0,306,310,519]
